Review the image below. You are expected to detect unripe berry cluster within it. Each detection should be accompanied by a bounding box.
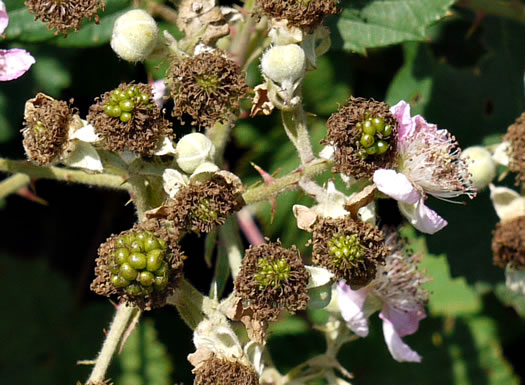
[103,86,153,123]
[254,257,291,290]
[328,234,364,267]
[109,230,170,296]
[356,114,392,159]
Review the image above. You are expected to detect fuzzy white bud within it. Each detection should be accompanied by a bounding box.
[176,133,216,174]
[261,44,306,84]
[111,9,159,63]
[461,146,496,191]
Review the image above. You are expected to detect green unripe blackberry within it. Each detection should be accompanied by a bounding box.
[362,120,376,136]
[357,115,392,159]
[360,134,374,148]
[102,84,153,122]
[107,230,172,294]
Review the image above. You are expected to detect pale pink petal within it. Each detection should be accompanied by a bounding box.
[0,1,8,34]
[398,198,447,234]
[380,313,422,363]
[413,114,437,133]
[337,281,370,337]
[373,169,420,204]
[0,49,35,81]
[380,304,426,338]
[390,100,415,141]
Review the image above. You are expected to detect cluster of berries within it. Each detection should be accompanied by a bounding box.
[109,230,171,296]
[103,85,153,122]
[357,114,392,158]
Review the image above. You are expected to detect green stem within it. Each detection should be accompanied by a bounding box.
[0,158,130,190]
[0,173,31,199]
[86,304,139,385]
[166,278,211,330]
[206,121,232,166]
[281,106,315,164]
[457,0,525,23]
[242,159,333,205]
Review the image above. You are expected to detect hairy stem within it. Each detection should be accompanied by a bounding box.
[166,278,212,330]
[242,159,333,205]
[86,304,139,384]
[281,99,315,165]
[0,158,130,190]
[0,173,31,199]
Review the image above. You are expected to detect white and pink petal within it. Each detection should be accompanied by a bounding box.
[398,198,447,234]
[379,313,422,363]
[373,169,420,204]
[337,281,370,338]
[0,48,35,81]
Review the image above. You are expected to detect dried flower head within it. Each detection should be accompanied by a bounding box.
[193,355,259,385]
[337,231,429,362]
[25,0,105,36]
[22,93,75,165]
[87,83,173,156]
[166,51,248,129]
[324,97,398,180]
[165,171,245,233]
[91,221,185,311]
[234,242,310,321]
[492,215,525,270]
[312,215,389,288]
[257,0,338,31]
[503,112,525,185]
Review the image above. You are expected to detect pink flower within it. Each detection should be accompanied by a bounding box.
[373,101,475,234]
[0,1,35,81]
[337,240,429,362]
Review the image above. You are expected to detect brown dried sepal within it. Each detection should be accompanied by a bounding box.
[166,51,248,129]
[164,172,245,234]
[504,112,525,185]
[324,97,398,180]
[22,93,75,165]
[25,0,105,36]
[90,221,185,311]
[176,0,229,45]
[256,0,338,32]
[492,216,525,270]
[234,242,310,323]
[226,297,269,345]
[312,215,389,288]
[193,355,259,385]
[87,82,172,156]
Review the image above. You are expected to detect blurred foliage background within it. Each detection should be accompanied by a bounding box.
[1,0,524,384]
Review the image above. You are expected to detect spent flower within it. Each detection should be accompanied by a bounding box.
[25,0,105,35]
[337,233,429,362]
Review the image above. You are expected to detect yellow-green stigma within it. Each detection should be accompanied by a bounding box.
[356,113,392,159]
[254,257,291,289]
[109,230,170,296]
[103,85,153,123]
[195,74,221,94]
[328,234,364,267]
[32,120,46,134]
[192,198,219,223]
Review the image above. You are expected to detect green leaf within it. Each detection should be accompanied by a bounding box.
[117,319,173,385]
[422,253,483,317]
[328,0,455,54]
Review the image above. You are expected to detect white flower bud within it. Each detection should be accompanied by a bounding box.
[176,133,216,174]
[461,146,496,191]
[111,9,159,63]
[261,44,305,84]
